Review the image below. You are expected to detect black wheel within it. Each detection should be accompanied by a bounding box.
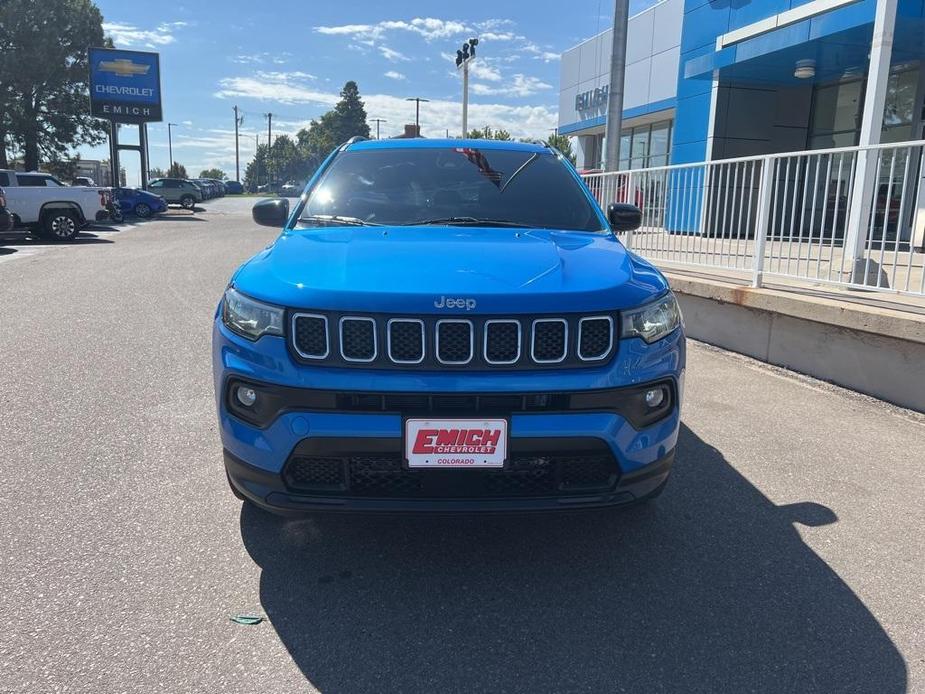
[110,207,124,224]
[41,210,80,242]
[134,202,152,218]
[180,195,196,210]
[227,472,248,502]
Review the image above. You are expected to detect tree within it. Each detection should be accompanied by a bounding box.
[466,126,512,141]
[0,0,109,170]
[148,167,167,179]
[293,81,371,167]
[199,168,227,180]
[547,133,577,166]
[243,144,269,191]
[167,162,188,178]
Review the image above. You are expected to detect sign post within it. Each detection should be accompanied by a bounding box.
[89,48,163,188]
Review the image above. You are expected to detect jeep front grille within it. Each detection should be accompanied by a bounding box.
[290,311,618,370]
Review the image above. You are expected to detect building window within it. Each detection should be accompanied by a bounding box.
[618,119,673,170]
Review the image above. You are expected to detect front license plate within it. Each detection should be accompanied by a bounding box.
[405,418,508,468]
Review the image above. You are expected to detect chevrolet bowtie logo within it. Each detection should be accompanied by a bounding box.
[98,59,150,77]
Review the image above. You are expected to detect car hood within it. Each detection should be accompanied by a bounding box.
[233,226,668,314]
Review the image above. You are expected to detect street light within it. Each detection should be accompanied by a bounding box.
[370,118,388,140]
[454,38,479,137]
[167,122,178,173]
[405,98,429,136]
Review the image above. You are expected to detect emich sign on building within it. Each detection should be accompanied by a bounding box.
[89,48,162,123]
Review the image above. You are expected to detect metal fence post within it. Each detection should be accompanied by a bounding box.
[751,156,774,288]
[624,171,635,249]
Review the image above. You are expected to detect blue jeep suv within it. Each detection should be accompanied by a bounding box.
[213,138,684,513]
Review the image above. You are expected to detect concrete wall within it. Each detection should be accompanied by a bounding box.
[667,274,925,412]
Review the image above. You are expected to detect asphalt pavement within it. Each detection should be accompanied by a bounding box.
[1,197,923,693]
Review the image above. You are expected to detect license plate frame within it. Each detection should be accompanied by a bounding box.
[404,418,509,469]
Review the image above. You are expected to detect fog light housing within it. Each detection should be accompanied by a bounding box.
[236,386,257,407]
[644,386,667,409]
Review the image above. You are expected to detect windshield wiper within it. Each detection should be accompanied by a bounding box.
[407,216,531,228]
[298,214,380,227]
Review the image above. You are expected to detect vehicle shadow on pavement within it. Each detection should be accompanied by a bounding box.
[239,424,906,693]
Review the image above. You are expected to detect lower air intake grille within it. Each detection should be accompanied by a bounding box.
[283,451,618,498]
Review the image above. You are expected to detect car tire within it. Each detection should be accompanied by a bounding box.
[41,209,80,242]
[180,194,196,210]
[110,207,124,224]
[134,202,153,218]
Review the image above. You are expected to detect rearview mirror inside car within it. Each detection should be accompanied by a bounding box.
[607,203,642,233]
[252,198,290,228]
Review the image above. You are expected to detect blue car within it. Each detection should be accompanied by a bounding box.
[213,138,684,514]
[113,187,167,218]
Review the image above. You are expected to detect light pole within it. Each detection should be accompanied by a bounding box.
[371,118,387,139]
[604,0,629,171]
[454,38,478,137]
[405,98,429,136]
[167,122,178,173]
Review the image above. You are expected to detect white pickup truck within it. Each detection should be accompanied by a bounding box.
[0,170,114,241]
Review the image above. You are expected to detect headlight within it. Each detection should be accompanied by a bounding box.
[222,287,284,341]
[622,293,681,343]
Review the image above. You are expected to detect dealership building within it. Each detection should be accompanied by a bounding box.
[558,0,925,171]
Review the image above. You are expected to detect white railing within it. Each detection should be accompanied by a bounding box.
[581,140,925,296]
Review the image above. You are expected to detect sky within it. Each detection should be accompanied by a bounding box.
[81,0,657,184]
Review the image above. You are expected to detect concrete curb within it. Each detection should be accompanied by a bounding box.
[665,273,925,412]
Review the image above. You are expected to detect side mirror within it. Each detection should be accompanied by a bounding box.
[252,198,290,227]
[607,203,642,232]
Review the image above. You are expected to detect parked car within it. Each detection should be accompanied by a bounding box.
[215,138,683,515]
[146,178,203,210]
[0,169,113,241]
[207,179,227,196]
[113,187,168,218]
[191,179,213,199]
[224,180,244,194]
[0,186,13,232]
[279,181,302,197]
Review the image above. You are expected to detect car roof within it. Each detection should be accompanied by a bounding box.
[343,137,550,153]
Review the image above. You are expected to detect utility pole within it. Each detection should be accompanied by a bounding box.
[233,106,242,182]
[455,38,478,137]
[405,98,429,136]
[265,113,273,187]
[167,122,178,174]
[371,118,387,139]
[604,0,629,171]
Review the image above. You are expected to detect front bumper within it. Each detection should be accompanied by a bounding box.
[214,319,684,514]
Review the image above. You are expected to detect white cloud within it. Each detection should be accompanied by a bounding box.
[384,71,407,81]
[103,21,187,48]
[213,73,556,141]
[521,43,561,62]
[379,46,409,63]
[232,52,290,65]
[315,17,470,42]
[214,71,337,106]
[470,74,553,97]
[468,61,502,82]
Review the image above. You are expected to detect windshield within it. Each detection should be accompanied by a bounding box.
[298,147,605,232]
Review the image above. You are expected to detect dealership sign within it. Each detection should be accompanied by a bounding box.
[89,48,162,123]
[575,85,609,113]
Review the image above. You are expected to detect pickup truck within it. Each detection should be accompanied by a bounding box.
[0,170,113,241]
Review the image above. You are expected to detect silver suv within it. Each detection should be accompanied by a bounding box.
[147,178,202,210]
